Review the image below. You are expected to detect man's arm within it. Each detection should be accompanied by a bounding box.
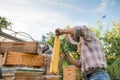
[55,28,75,36]
[65,52,81,68]
[67,57,81,68]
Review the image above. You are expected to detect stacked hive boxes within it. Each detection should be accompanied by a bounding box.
[0,42,45,80]
[0,42,44,67]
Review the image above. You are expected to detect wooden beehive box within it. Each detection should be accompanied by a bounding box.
[0,42,41,54]
[2,51,45,67]
[2,71,44,80]
[63,66,79,80]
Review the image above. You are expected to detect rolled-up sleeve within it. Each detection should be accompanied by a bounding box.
[74,26,82,37]
[73,26,83,42]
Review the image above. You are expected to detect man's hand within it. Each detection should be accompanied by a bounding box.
[55,28,63,36]
[60,52,70,60]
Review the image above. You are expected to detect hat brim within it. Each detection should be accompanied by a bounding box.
[66,34,78,45]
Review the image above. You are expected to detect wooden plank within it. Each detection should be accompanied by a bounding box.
[2,51,45,67]
[1,76,42,80]
[0,42,41,54]
[1,52,8,66]
[14,77,41,80]
[42,75,60,80]
[2,72,44,80]
[1,73,15,80]
[0,77,14,80]
[15,72,43,80]
[43,77,59,80]
[15,72,43,77]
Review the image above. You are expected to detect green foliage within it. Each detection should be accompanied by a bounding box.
[97,21,120,80]
[104,22,120,57]
[41,35,47,43]
[0,16,12,30]
[47,32,55,47]
[90,21,120,79]
[60,35,77,53]
[107,58,120,80]
[60,34,79,67]
[90,21,103,39]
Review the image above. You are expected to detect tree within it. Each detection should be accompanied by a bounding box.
[104,22,120,56]
[0,16,12,31]
[88,21,120,80]
[103,22,120,80]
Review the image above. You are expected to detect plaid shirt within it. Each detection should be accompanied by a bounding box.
[74,26,107,74]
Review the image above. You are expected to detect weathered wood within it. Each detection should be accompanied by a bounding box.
[42,75,60,80]
[2,51,45,67]
[42,77,59,80]
[63,66,79,80]
[44,58,51,74]
[1,72,44,80]
[0,54,3,66]
[14,72,44,80]
[0,42,41,54]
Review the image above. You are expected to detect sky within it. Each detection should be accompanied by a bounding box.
[0,0,120,41]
